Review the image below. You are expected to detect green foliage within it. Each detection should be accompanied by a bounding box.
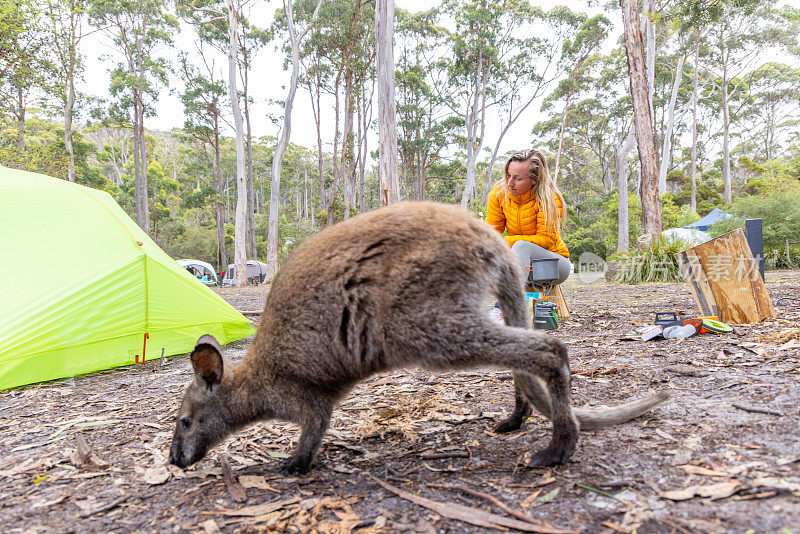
[708,178,800,263]
[154,216,218,266]
[614,236,692,284]
[661,193,698,229]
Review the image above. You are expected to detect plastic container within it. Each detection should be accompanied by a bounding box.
[534,301,559,330]
[663,324,696,339]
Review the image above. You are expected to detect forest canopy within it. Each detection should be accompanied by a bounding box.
[2,0,800,273]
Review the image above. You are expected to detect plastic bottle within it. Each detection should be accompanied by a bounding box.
[663,324,696,339]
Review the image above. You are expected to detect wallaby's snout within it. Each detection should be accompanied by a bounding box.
[169,335,228,469]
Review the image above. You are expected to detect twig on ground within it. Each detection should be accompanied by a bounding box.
[366,474,577,534]
[420,451,470,460]
[731,403,783,416]
[427,482,549,527]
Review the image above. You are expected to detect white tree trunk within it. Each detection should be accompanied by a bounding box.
[64,63,76,182]
[228,0,248,287]
[616,131,636,253]
[266,0,323,279]
[644,0,655,129]
[658,54,685,195]
[460,52,489,210]
[690,33,700,213]
[553,91,572,183]
[721,60,732,204]
[376,0,399,206]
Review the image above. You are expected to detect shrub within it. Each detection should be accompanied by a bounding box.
[613,236,693,284]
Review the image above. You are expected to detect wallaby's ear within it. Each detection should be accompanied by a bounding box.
[190,335,224,392]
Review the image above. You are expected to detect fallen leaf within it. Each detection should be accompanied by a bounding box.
[181,468,220,479]
[661,481,740,501]
[215,496,301,517]
[677,465,732,477]
[239,475,278,492]
[538,488,560,502]
[201,519,222,534]
[520,489,542,508]
[143,466,171,485]
[751,477,800,495]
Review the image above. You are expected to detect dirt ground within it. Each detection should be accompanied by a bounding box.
[2,272,799,533]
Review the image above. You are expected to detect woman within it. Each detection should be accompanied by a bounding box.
[485,149,570,287]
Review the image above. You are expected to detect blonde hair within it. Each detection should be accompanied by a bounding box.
[493,149,566,232]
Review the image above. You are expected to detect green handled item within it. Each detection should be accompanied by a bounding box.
[534,301,559,330]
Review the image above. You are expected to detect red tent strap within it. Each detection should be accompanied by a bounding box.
[135,333,150,364]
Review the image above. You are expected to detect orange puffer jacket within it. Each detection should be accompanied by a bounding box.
[485,185,569,258]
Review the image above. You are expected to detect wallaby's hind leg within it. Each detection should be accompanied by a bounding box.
[495,373,554,433]
[410,316,578,466]
[494,382,532,433]
[280,402,333,475]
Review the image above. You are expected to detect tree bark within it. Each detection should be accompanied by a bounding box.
[620,0,661,243]
[266,0,323,279]
[553,90,572,183]
[658,54,685,195]
[375,0,400,206]
[133,29,150,234]
[228,0,248,287]
[213,110,227,272]
[616,131,636,253]
[721,58,732,204]
[132,89,144,229]
[460,49,490,210]
[242,49,257,259]
[690,32,700,213]
[341,68,356,218]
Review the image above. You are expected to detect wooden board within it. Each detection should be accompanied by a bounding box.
[675,228,775,324]
[549,284,570,321]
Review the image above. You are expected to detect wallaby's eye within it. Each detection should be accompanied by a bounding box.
[180,417,192,429]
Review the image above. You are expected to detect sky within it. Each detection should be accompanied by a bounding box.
[77,1,614,162]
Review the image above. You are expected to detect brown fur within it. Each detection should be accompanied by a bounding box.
[169,201,669,474]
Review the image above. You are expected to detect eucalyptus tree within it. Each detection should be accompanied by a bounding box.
[44,0,92,183]
[89,0,178,234]
[441,0,506,209]
[226,0,249,285]
[84,124,132,185]
[264,0,323,279]
[441,0,588,209]
[620,0,661,241]
[298,0,374,224]
[0,0,49,164]
[179,51,229,271]
[176,0,269,260]
[738,63,800,161]
[544,12,611,186]
[375,0,399,206]
[395,7,457,200]
[680,0,796,204]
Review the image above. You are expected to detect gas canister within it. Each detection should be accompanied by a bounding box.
[534,301,558,330]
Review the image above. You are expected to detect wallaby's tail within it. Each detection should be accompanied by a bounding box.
[513,373,670,431]
[574,390,671,430]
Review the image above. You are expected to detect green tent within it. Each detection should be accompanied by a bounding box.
[0,166,256,390]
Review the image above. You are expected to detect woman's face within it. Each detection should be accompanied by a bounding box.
[507,160,535,196]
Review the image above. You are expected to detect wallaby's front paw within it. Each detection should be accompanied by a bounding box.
[278,457,311,475]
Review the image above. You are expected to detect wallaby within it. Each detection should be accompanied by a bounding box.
[169,201,669,474]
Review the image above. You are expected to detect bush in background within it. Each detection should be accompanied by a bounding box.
[613,236,693,284]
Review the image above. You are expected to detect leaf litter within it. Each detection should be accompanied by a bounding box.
[0,276,798,532]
